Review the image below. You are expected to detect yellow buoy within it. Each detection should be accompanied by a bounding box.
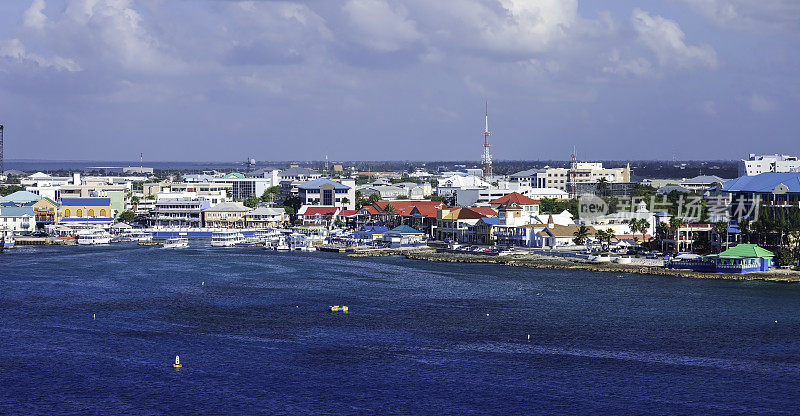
[173,355,182,368]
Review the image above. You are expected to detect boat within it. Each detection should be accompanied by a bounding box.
[268,235,290,251]
[163,238,188,249]
[210,230,245,247]
[121,230,152,242]
[0,228,14,249]
[76,229,113,245]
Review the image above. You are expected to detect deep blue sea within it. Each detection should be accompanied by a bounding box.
[1,244,799,415]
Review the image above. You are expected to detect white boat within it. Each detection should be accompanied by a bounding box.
[121,230,152,242]
[163,238,189,249]
[210,230,245,247]
[0,228,14,249]
[76,229,112,245]
[266,235,290,251]
[288,233,316,251]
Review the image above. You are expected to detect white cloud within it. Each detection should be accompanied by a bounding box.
[0,38,81,72]
[343,0,421,52]
[748,93,775,113]
[679,0,800,30]
[23,0,48,30]
[602,49,653,78]
[631,8,718,70]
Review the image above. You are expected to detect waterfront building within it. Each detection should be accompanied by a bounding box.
[533,219,597,248]
[489,193,540,216]
[436,206,497,242]
[58,197,115,228]
[0,206,36,234]
[298,206,340,227]
[721,172,800,217]
[298,178,356,210]
[32,197,59,230]
[203,202,251,228]
[245,207,287,228]
[383,225,425,247]
[149,200,210,228]
[356,200,446,237]
[581,201,658,237]
[0,190,41,205]
[660,223,713,253]
[738,154,800,176]
[358,186,407,200]
[666,244,774,273]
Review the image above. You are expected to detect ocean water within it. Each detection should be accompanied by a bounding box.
[1,244,799,415]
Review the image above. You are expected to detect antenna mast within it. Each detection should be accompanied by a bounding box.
[481,102,492,178]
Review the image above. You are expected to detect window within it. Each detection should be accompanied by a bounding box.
[64,209,71,217]
[100,209,106,217]
[88,210,95,217]
[77,209,83,217]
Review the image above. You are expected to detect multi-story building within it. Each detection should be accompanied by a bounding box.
[245,207,287,228]
[0,206,36,234]
[202,202,251,228]
[720,172,800,218]
[58,197,115,228]
[149,200,210,228]
[298,178,356,210]
[738,154,800,176]
[510,163,631,192]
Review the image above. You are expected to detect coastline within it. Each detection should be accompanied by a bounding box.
[382,248,800,283]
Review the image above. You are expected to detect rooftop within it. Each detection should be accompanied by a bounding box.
[722,172,800,193]
[298,178,351,190]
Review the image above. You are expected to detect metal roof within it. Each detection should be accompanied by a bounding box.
[0,206,35,217]
[0,190,41,204]
[722,172,800,193]
[60,197,111,206]
[298,178,350,190]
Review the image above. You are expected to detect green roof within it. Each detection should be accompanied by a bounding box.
[718,244,774,258]
[225,172,245,178]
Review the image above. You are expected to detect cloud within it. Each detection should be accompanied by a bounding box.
[748,93,775,113]
[631,8,718,70]
[23,0,48,30]
[0,38,81,72]
[342,0,421,53]
[679,0,800,30]
[602,49,653,78]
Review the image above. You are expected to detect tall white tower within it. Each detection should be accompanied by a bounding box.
[481,102,492,178]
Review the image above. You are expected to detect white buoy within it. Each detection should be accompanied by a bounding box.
[202,281,204,286]
[486,313,490,317]
[775,320,778,323]
[527,334,530,341]
[173,355,182,368]
[93,313,96,320]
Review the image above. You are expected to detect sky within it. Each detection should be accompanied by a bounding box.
[0,0,798,162]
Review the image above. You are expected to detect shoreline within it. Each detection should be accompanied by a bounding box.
[390,249,800,283]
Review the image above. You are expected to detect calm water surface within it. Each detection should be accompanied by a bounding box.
[1,244,799,415]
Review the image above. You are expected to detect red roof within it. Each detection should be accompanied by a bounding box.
[338,209,358,216]
[489,192,540,205]
[465,206,497,217]
[373,200,446,217]
[303,206,338,216]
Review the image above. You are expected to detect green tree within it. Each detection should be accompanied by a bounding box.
[260,186,280,203]
[596,178,609,196]
[713,220,728,253]
[367,193,381,205]
[118,210,136,223]
[244,196,260,208]
[0,185,23,197]
[573,225,591,245]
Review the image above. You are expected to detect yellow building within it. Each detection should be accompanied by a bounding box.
[32,197,60,226]
[58,197,115,227]
[203,202,251,228]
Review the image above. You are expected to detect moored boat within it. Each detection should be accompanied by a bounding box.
[163,238,189,249]
[76,229,112,245]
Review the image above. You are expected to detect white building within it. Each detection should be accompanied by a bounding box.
[509,163,631,192]
[738,154,800,176]
[436,175,491,198]
[298,178,356,210]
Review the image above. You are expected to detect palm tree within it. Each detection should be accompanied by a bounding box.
[713,220,728,253]
[596,177,609,196]
[627,218,641,242]
[738,217,750,244]
[638,219,650,243]
[573,225,591,245]
[668,216,682,252]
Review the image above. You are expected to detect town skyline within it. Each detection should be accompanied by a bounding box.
[0,1,798,161]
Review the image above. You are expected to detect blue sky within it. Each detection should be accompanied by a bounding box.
[0,0,798,162]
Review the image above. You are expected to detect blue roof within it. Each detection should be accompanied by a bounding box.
[654,212,673,217]
[61,197,111,206]
[389,225,423,234]
[0,206,35,217]
[722,172,800,193]
[298,178,350,190]
[0,190,41,204]
[481,216,500,225]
